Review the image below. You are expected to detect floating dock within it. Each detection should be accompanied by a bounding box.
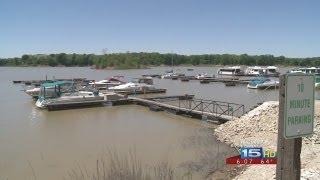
[42,93,245,123]
[107,88,167,95]
[129,95,245,122]
[199,78,251,84]
[46,98,130,111]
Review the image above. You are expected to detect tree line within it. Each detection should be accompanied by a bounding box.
[1,52,320,69]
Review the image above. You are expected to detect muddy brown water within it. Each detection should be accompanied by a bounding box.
[0,66,319,179]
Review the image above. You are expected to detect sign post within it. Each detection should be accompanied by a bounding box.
[276,74,315,180]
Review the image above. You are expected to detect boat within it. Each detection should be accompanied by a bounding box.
[36,90,105,108]
[247,78,279,89]
[161,72,179,79]
[195,73,212,79]
[24,81,74,99]
[35,81,104,108]
[161,53,186,79]
[136,77,153,85]
[108,82,156,91]
[245,66,280,76]
[187,68,194,71]
[245,66,264,76]
[265,66,280,76]
[217,66,244,76]
[89,76,125,89]
[25,87,42,99]
[288,67,320,75]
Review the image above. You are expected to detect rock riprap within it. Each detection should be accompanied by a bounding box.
[214,101,320,180]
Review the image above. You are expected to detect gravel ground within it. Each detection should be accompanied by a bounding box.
[213,100,320,180]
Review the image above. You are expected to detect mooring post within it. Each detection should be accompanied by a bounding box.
[276,75,302,180]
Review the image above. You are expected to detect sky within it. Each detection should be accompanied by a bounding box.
[0,0,319,58]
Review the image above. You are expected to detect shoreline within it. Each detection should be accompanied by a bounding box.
[213,100,320,179]
[0,64,296,70]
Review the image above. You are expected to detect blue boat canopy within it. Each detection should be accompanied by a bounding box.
[249,78,270,86]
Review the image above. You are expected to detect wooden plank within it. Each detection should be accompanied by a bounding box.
[276,75,302,180]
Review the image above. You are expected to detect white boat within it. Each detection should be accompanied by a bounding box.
[195,73,211,79]
[245,66,264,76]
[35,81,103,108]
[25,81,73,99]
[247,78,279,89]
[36,91,104,108]
[25,87,41,98]
[89,76,125,89]
[108,82,155,91]
[265,66,280,76]
[245,66,280,76]
[136,77,153,85]
[217,66,244,76]
[161,72,179,79]
[288,67,320,75]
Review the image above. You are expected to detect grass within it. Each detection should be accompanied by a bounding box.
[66,128,238,180]
[66,149,192,180]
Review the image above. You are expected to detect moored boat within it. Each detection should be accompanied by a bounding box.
[36,90,105,108]
[265,66,280,76]
[218,66,244,76]
[245,66,280,76]
[161,72,179,79]
[25,87,41,99]
[245,66,264,76]
[35,81,104,108]
[288,67,320,75]
[247,78,279,89]
[25,81,74,99]
[195,73,212,79]
[89,76,125,89]
[108,82,156,91]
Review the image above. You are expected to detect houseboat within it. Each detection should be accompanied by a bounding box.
[245,66,279,76]
[217,66,244,76]
[288,67,320,75]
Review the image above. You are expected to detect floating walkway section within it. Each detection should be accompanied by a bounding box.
[129,95,245,122]
[103,88,166,95]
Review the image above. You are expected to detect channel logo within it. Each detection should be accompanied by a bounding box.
[226,147,277,165]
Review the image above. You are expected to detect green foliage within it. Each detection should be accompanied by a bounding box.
[1,52,320,69]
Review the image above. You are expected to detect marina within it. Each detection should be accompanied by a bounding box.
[2,2,320,179]
[3,66,320,179]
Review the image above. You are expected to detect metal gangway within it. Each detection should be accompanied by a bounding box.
[130,95,246,122]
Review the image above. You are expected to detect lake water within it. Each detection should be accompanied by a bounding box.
[0,66,319,179]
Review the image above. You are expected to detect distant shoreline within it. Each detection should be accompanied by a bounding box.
[0,64,298,70]
[1,52,319,69]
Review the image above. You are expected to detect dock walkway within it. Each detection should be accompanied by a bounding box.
[129,95,245,122]
[43,93,246,123]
